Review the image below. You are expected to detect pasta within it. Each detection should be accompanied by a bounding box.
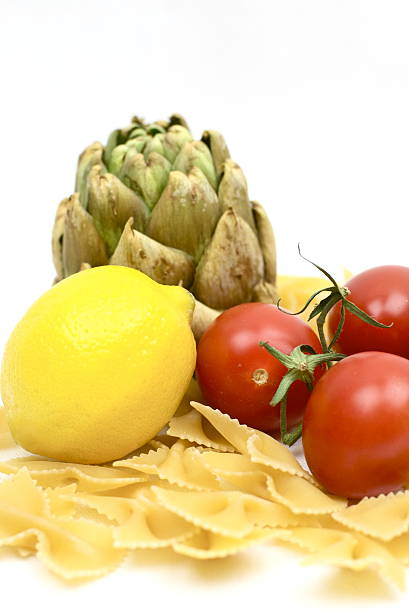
[173,527,276,559]
[168,409,235,452]
[0,457,148,492]
[0,469,125,579]
[151,486,299,538]
[0,398,408,590]
[196,450,345,514]
[333,491,409,541]
[271,527,405,590]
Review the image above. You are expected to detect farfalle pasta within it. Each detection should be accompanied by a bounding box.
[0,469,125,579]
[152,486,299,538]
[333,491,409,541]
[115,441,220,491]
[173,527,276,559]
[0,457,148,492]
[168,409,235,452]
[0,399,409,590]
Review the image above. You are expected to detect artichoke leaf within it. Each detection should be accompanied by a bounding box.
[147,168,222,264]
[192,208,265,310]
[252,280,278,304]
[75,142,106,207]
[110,218,195,288]
[87,166,150,256]
[146,125,193,164]
[191,300,221,342]
[62,193,108,276]
[173,141,217,191]
[218,159,256,231]
[201,130,230,179]
[104,119,146,166]
[252,201,277,285]
[52,197,70,281]
[108,137,148,175]
[142,133,166,159]
[119,151,171,210]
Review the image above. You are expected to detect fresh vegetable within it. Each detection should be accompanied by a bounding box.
[52,114,277,340]
[195,302,323,432]
[328,265,409,358]
[302,351,409,499]
[0,266,196,464]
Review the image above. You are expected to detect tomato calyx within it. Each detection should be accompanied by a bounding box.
[278,246,392,353]
[260,342,344,446]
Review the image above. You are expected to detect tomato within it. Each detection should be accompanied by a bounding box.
[195,303,322,432]
[328,265,409,359]
[302,351,409,499]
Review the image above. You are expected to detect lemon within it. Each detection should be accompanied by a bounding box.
[1,266,196,464]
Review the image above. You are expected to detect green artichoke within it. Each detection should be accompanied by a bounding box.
[52,114,277,339]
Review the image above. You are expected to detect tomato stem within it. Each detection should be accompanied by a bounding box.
[260,341,345,446]
[277,245,392,355]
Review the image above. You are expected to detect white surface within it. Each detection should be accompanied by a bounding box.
[1,0,409,609]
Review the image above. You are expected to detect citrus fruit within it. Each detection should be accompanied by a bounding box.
[1,266,196,464]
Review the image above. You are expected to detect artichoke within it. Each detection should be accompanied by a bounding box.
[52,114,277,339]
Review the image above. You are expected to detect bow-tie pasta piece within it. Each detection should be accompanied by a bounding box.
[266,471,346,514]
[386,531,409,565]
[190,402,256,454]
[196,450,345,515]
[117,441,220,491]
[153,441,221,490]
[152,486,298,538]
[173,528,276,559]
[168,409,234,452]
[0,468,125,579]
[46,483,78,517]
[246,433,314,482]
[114,447,169,475]
[114,497,198,549]
[190,402,314,483]
[271,526,405,591]
[333,491,409,541]
[62,490,136,523]
[0,457,148,492]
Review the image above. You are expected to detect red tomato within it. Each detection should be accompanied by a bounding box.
[328,265,409,359]
[302,351,409,499]
[195,303,322,432]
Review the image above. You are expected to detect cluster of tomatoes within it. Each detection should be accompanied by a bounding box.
[195,265,409,500]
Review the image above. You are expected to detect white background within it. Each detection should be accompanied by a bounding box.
[1,1,409,609]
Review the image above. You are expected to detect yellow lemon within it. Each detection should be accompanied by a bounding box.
[1,266,196,464]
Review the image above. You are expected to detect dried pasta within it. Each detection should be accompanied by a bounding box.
[0,457,148,492]
[168,409,235,452]
[152,486,299,538]
[190,402,314,482]
[196,450,345,514]
[0,469,125,579]
[271,527,405,590]
[116,441,220,491]
[1,399,409,590]
[173,527,276,559]
[333,490,409,541]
